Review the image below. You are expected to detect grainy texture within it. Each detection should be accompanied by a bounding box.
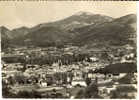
[0,1,137,99]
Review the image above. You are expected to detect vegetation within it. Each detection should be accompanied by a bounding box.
[2,80,15,98]
[14,90,42,98]
[96,63,137,73]
[85,77,91,86]
[75,83,102,98]
[118,73,136,84]
[110,86,137,99]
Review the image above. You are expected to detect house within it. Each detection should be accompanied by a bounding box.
[98,85,116,95]
[96,73,105,79]
[98,87,108,96]
[121,53,135,63]
[41,81,47,87]
[97,78,112,84]
[2,69,21,77]
[71,79,87,87]
[85,66,96,71]
[127,92,137,98]
[90,57,99,62]
[106,73,127,79]
[39,79,47,87]
[87,73,98,80]
[72,69,83,80]
[88,73,93,78]
[67,77,72,83]
[118,73,127,78]
[106,85,117,94]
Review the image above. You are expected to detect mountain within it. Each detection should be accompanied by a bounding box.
[0,26,13,39]
[0,26,30,48]
[30,11,113,31]
[0,26,13,50]
[72,14,136,48]
[10,27,30,45]
[1,12,136,49]
[11,26,30,38]
[1,11,112,47]
[25,26,73,47]
[23,12,114,47]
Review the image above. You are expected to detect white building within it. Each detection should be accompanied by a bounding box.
[90,57,99,62]
[71,79,87,87]
[39,79,47,87]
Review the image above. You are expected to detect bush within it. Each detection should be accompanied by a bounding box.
[75,89,85,98]
[2,80,15,98]
[14,90,42,98]
[85,78,91,86]
[118,73,136,84]
[84,83,99,98]
[110,86,137,99]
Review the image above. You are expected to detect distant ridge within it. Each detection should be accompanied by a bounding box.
[1,12,136,50]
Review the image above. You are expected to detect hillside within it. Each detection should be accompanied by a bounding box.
[11,26,30,38]
[25,26,73,47]
[30,11,113,31]
[10,27,30,46]
[72,14,136,47]
[1,12,136,49]
[23,12,114,47]
[0,26,13,50]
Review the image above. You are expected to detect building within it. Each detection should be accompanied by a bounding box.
[72,69,83,80]
[39,79,47,87]
[106,73,127,79]
[71,79,87,87]
[90,57,99,62]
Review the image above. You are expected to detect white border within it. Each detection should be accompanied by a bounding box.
[0,1,138,100]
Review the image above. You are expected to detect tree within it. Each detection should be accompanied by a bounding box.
[75,82,101,99]
[15,90,42,98]
[110,86,137,99]
[2,80,14,98]
[14,74,27,84]
[84,83,99,98]
[75,89,85,98]
[7,76,15,85]
[85,78,91,86]
[118,73,135,84]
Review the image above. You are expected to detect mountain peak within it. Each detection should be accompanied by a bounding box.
[120,14,136,20]
[114,14,136,24]
[12,26,29,31]
[0,26,10,32]
[0,26,8,30]
[125,14,136,17]
[17,26,29,30]
[74,11,94,16]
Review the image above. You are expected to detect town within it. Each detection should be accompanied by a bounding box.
[2,44,137,98]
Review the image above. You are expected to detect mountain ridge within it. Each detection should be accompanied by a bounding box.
[1,12,136,50]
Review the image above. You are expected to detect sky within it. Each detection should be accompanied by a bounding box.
[0,1,136,30]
